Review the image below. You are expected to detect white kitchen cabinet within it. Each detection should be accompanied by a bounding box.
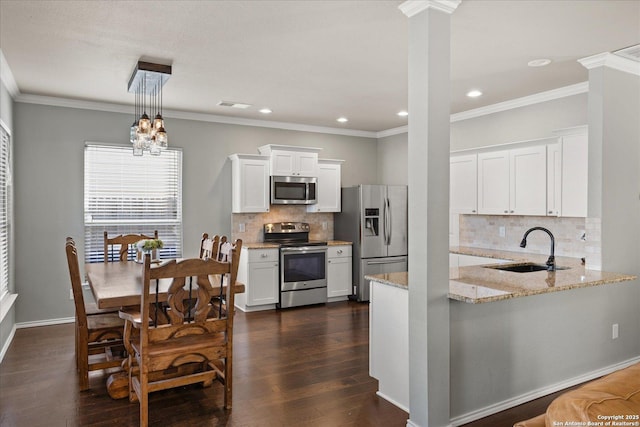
[450,154,478,214]
[258,144,321,177]
[327,245,352,300]
[307,159,343,213]
[235,247,279,312]
[546,131,588,217]
[547,141,562,216]
[229,154,270,213]
[477,150,510,215]
[509,145,547,216]
[560,132,588,217]
[477,145,547,216]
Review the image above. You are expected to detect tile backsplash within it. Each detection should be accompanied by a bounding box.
[231,205,334,243]
[459,215,587,259]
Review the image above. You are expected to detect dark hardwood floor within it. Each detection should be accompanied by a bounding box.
[1,301,573,427]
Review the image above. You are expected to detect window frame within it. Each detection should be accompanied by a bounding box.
[83,143,183,264]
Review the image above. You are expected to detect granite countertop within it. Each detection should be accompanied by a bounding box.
[366,246,637,304]
[243,240,351,249]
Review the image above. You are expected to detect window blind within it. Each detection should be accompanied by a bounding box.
[84,144,182,263]
[0,125,11,300]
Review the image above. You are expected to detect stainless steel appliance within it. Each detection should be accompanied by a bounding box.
[334,185,408,302]
[263,222,328,308]
[271,176,317,205]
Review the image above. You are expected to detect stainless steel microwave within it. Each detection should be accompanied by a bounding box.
[271,176,317,205]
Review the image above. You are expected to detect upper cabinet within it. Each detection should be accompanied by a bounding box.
[229,154,270,213]
[258,145,322,177]
[477,145,547,216]
[450,154,478,214]
[307,159,343,213]
[547,128,588,217]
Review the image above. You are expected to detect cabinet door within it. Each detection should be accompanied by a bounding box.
[561,133,588,217]
[231,156,270,213]
[271,151,296,176]
[477,150,510,215]
[296,152,319,177]
[509,145,547,216]
[327,246,353,298]
[307,161,341,213]
[547,142,562,216]
[247,261,279,306]
[450,154,478,214]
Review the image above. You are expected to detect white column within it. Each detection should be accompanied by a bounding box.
[578,52,640,274]
[399,1,460,426]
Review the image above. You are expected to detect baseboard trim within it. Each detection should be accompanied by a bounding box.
[15,317,75,329]
[376,391,409,413]
[0,323,16,364]
[449,356,640,426]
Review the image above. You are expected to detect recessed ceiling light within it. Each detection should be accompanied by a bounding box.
[466,90,482,98]
[337,117,348,123]
[527,58,552,67]
[397,111,409,117]
[259,108,272,114]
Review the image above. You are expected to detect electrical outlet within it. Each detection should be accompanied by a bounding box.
[612,323,619,339]
[499,226,506,238]
[322,221,328,230]
[238,223,246,233]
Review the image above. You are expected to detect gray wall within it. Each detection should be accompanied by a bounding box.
[0,78,15,357]
[13,102,377,323]
[377,132,408,185]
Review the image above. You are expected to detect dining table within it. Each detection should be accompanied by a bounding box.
[85,260,245,310]
[84,259,245,399]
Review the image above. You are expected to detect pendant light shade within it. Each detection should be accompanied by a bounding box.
[128,61,171,156]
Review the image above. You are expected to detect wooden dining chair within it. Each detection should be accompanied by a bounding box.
[103,230,158,263]
[65,237,126,391]
[120,239,242,426]
[199,233,220,260]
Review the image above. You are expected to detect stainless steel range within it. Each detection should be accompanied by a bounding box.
[263,222,328,309]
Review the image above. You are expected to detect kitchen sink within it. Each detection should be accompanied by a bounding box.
[485,263,570,273]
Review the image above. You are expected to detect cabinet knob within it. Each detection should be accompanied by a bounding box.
[328,260,332,263]
[548,210,553,214]
[503,210,508,213]
[510,210,514,213]
[337,250,343,254]
[472,210,476,213]
[261,253,268,258]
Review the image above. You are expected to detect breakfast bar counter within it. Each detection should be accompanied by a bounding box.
[366,247,636,304]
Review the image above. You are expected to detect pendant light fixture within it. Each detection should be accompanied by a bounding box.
[128,61,171,156]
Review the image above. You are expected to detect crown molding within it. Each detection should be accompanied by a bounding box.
[399,0,461,17]
[449,82,589,122]
[377,125,408,139]
[578,52,640,76]
[15,93,378,139]
[0,50,20,98]
[375,82,589,136]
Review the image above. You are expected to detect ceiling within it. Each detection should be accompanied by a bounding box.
[1,0,639,133]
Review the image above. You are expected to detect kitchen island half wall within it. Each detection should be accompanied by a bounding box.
[367,261,639,425]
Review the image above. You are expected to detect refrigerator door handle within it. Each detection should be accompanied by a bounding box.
[386,197,392,245]
[366,259,406,265]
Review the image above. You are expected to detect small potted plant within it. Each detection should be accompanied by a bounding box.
[136,239,163,262]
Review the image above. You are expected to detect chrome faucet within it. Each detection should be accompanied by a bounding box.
[520,227,556,271]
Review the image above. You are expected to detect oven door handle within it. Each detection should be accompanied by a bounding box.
[280,246,328,253]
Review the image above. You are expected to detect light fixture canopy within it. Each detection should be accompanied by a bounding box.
[337,117,348,123]
[466,89,483,98]
[128,61,171,156]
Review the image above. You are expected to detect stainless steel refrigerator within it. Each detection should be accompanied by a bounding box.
[334,185,408,302]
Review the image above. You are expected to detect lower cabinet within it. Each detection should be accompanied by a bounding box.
[327,245,352,301]
[235,247,279,312]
